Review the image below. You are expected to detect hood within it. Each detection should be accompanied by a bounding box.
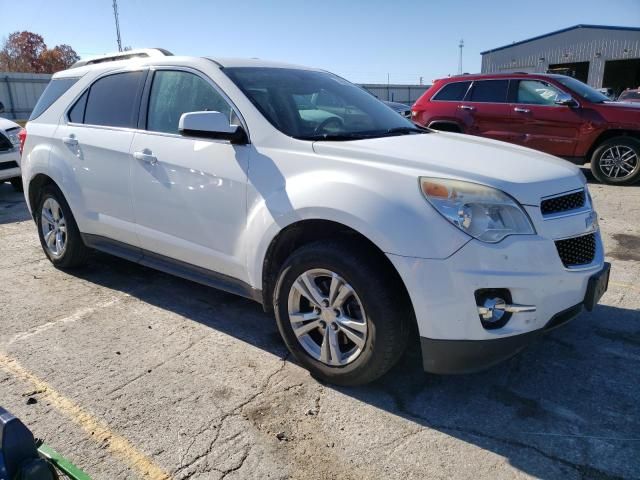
[312,131,584,206]
[602,101,640,110]
[0,117,20,133]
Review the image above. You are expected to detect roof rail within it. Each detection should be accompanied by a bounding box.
[71,48,173,69]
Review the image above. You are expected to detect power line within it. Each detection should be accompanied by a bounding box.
[112,0,122,52]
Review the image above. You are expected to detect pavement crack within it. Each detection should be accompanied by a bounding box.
[107,335,209,398]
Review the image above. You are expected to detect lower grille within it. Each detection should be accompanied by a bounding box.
[0,161,19,171]
[555,233,596,267]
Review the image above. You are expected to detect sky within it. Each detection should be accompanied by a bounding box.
[2,0,639,84]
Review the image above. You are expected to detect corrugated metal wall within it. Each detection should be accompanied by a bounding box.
[0,72,52,120]
[359,84,429,105]
[481,27,640,87]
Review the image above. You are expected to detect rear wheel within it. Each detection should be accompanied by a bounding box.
[9,177,23,192]
[273,241,409,386]
[590,137,640,185]
[35,185,89,268]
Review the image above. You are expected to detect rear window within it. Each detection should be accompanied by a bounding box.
[468,80,509,103]
[83,71,145,128]
[29,78,79,120]
[433,81,471,101]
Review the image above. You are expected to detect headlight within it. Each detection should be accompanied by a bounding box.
[419,177,535,243]
[6,128,22,147]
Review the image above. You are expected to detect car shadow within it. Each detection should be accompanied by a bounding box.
[0,183,31,224]
[65,251,640,479]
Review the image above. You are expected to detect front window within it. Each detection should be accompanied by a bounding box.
[146,70,234,134]
[224,67,423,140]
[516,80,563,105]
[554,76,609,103]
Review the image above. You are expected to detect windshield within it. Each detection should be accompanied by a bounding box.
[619,91,640,101]
[554,76,609,103]
[224,67,423,140]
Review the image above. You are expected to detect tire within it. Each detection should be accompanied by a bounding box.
[273,240,410,386]
[590,137,640,185]
[9,177,23,192]
[35,184,89,268]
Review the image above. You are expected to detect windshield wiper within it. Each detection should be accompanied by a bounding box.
[297,132,374,141]
[382,126,429,136]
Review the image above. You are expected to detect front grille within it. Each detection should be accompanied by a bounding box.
[555,233,596,267]
[0,161,19,171]
[541,190,586,215]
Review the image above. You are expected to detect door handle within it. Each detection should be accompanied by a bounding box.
[62,135,78,146]
[133,150,158,165]
[458,105,475,111]
[514,107,531,113]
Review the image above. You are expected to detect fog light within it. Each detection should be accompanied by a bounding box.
[475,289,536,330]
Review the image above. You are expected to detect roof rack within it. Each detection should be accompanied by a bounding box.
[71,48,173,69]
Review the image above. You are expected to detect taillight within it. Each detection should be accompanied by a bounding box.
[18,128,26,156]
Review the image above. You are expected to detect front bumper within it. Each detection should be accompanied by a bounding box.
[387,228,607,373]
[420,302,583,374]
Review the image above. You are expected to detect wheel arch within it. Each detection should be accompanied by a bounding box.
[427,120,463,133]
[27,173,57,219]
[586,129,640,162]
[260,219,415,326]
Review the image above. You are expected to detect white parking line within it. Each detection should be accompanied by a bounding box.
[8,297,121,344]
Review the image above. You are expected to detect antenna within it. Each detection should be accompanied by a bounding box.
[112,0,123,52]
[458,39,464,75]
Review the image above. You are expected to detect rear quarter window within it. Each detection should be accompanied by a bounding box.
[432,81,471,101]
[29,77,79,120]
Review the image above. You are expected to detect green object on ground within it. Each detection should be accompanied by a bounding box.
[37,443,91,480]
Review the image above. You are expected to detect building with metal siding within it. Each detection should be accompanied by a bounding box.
[481,25,640,95]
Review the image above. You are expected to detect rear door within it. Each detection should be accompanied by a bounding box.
[509,79,582,157]
[456,79,514,143]
[55,70,146,246]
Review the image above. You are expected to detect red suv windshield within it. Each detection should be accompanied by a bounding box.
[554,76,609,103]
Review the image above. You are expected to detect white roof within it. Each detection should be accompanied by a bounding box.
[207,57,319,70]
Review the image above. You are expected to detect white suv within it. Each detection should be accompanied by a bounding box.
[21,49,610,385]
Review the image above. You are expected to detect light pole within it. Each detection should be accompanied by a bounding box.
[112,0,123,52]
[458,39,464,75]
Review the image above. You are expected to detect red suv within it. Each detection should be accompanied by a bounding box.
[412,73,640,185]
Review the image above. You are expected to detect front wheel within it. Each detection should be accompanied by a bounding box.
[590,137,640,185]
[273,241,409,386]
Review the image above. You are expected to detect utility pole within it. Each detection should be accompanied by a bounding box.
[458,39,464,75]
[112,0,123,52]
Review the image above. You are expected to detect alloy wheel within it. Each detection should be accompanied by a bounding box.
[41,197,67,258]
[287,268,368,366]
[598,145,639,180]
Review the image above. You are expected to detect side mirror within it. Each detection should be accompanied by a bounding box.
[178,111,248,144]
[555,92,578,107]
[0,102,5,114]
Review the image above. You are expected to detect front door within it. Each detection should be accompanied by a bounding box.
[130,68,249,280]
[509,79,582,157]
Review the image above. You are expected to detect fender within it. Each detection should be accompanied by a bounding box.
[243,165,470,289]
